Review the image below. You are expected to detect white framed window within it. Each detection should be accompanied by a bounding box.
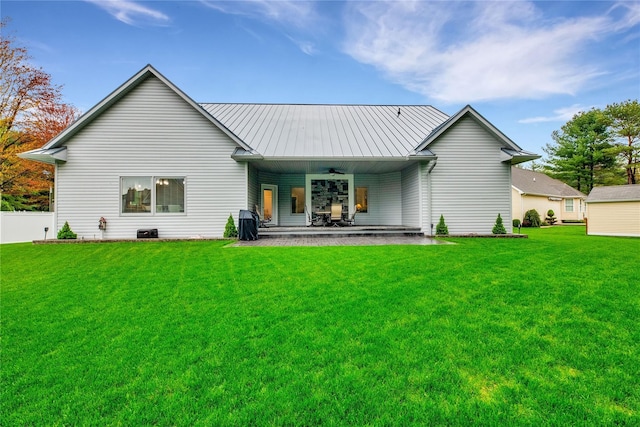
[356,187,368,213]
[121,176,185,215]
[565,198,574,212]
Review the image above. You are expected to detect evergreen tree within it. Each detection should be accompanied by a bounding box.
[223,214,237,238]
[544,109,620,193]
[492,214,506,234]
[435,214,448,235]
[604,100,640,184]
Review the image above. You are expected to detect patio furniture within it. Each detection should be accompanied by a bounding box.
[330,203,343,226]
[343,205,357,226]
[254,204,271,228]
[306,205,325,227]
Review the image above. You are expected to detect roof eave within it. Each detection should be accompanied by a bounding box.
[18,147,67,165]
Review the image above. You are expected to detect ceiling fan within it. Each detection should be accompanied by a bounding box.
[328,168,344,175]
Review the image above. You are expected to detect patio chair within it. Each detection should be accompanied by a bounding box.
[254,204,271,228]
[305,205,324,227]
[343,205,357,226]
[330,203,343,227]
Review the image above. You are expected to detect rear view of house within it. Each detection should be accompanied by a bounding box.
[586,185,640,237]
[21,65,538,239]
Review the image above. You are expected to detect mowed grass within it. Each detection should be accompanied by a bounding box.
[1,227,639,425]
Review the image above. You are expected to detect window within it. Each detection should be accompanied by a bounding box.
[356,187,368,213]
[565,198,574,212]
[122,177,152,213]
[291,187,304,214]
[121,176,185,214]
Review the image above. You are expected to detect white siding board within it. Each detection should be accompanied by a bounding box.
[429,116,512,234]
[378,172,402,225]
[401,163,421,227]
[56,76,245,239]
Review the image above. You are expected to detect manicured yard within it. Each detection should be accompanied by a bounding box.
[1,226,638,425]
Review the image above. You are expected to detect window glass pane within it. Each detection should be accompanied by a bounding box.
[156,178,185,213]
[122,177,152,213]
[356,187,368,213]
[565,199,574,212]
[291,187,304,214]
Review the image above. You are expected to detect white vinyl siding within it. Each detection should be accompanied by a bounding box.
[401,163,421,227]
[55,75,245,239]
[428,116,512,234]
[378,172,402,225]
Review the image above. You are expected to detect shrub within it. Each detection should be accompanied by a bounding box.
[545,209,557,225]
[541,220,549,226]
[57,221,77,239]
[435,214,449,235]
[523,209,541,227]
[223,214,238,238]
[492,213,507,234]
[512,219,521,228]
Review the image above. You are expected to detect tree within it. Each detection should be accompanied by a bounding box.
[492,213,506,234]
[0,19,78,210]
[544,109,620,193]
[604,100,640,184]
[435,214,448,235]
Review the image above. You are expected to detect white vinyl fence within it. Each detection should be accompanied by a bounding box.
[1,212,55,244]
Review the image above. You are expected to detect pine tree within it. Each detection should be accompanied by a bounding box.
[223,214,237,238]
[435,214,448,235]
[492,214,506,234]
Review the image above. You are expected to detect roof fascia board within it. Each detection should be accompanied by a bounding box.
[41,65,253,152]
[414,105,523,153]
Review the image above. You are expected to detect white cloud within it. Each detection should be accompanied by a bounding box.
[200,0,321,55]
[518,104,592,124]
[200,0,317,30]
[342,1,636,103]
[85,0,170,26]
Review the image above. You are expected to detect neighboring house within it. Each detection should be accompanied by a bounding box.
[586,185,640,237]
[512,167,586,223]
[20,65,538,239]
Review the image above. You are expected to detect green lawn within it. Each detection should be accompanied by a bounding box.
[1,227,639,425]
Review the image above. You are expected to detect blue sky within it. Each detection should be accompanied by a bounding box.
[3,0,639,156]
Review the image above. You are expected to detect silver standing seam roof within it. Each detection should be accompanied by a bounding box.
[201,104,449,159]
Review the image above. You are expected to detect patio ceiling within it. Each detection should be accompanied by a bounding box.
[243,158,428,174]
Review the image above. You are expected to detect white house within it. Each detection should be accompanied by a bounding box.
[20,65,538,239]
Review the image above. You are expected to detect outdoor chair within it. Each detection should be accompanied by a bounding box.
[254,204,271,228]
[305,205,324,227]
[330,203,343,226]
[343,205,357,226]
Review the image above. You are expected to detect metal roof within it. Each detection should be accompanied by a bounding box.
[201,104,449,158]
[587,184,640,202]
[512,167,586,198]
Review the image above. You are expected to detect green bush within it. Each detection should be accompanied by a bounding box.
[57,221,77,239]
[435,215,449,235]
[492,213,507,234]
[523,209,541,227]
[545,209,557,225]
[512,219,521,228]
[223,214,238,238]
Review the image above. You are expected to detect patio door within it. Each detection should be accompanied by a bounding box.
[261,184,278,226]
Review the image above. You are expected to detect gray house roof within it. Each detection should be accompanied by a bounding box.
[587,184,640,203]
[21,64,538,170]
[201,103,449,159]
[512,167,586,199]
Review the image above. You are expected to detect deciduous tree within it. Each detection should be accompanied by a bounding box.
[0,19,78,210]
